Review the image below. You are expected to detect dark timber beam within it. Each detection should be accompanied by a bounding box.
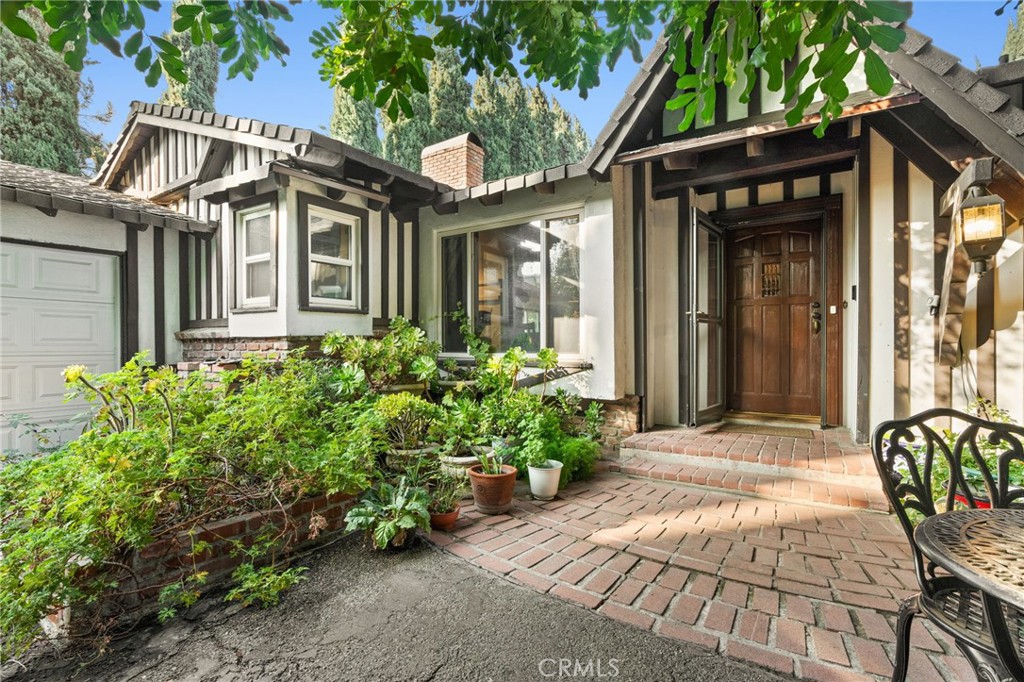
[664,151,698,170]
[653,130,859,194]
[745,138,764,157]
[869,112,960,187]
[891,105,983,171]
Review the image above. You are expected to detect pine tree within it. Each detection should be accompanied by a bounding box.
[381,86,433,172]
[0,9,108,174]
[429,47,472,142]
[498,72,543,176]
[330,87,381,155]
[158,0,218,111]
[527,85,557,169]
[469,70,512,180]
[1004,4,1024,62]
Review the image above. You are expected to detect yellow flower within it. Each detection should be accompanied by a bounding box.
[63,365,87,383]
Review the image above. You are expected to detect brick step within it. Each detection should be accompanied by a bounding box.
[610,454,890,512]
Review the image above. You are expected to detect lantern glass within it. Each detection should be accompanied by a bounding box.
[961,201,1004,243]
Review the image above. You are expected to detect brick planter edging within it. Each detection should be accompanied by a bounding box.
[44,491,358,639]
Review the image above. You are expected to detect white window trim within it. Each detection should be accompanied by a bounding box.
[236,204,274,309]
[307,205,359,309]
[435,205,584,360]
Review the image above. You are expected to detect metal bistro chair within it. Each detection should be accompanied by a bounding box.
[871,408,1024,682]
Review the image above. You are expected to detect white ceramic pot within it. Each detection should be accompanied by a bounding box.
[527,460,564,501]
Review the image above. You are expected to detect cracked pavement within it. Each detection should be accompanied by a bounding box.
[5,534,794,681]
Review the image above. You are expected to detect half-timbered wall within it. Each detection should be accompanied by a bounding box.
[861,128,1024,435]
[109,126,419,359]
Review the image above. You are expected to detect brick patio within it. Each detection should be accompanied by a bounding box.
[620,425,890,511]
[430,472,973,681]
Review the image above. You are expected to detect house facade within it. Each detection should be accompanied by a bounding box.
[2,22,1021,457]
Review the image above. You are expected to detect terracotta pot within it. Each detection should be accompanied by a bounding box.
[467,464,518,514]
[429,508,461,531]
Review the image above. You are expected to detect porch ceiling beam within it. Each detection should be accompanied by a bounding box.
[682,159,854,197]
[664,151,699,170]
[652,134,859,193]
[868,111,960,187]
[615,92,920,164]
[890,105,986,171]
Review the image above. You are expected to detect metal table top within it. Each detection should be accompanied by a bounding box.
[914,509,1024,612]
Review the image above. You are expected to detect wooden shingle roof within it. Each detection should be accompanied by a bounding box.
[0,160,214,232]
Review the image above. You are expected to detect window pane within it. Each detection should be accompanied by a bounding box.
[546,216,581,354]
[246,260,270,299]
[245,214,272,257]
[475,222,542,353]
[310,214,351,260]
[441,234,467,352]
[311,262,352,300]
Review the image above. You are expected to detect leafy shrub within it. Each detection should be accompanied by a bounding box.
[344,477,431,549]
[0,353,373,657]
[322,317,439,391]
[369,392,444,451]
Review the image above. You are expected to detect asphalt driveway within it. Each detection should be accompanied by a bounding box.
[5,534,795,682]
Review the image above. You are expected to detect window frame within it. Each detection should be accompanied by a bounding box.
[297,192,370,314]
[233,199,277,311]
[435,205,584,359]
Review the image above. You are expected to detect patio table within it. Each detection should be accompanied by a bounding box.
[914,509,1024,680]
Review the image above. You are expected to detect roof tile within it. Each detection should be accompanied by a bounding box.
[963,81,1012,114]
[900,27,932,56]
[915,45,959,76]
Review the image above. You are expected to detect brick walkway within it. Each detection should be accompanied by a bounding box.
[430,473,972,681]
[620,426,890,511]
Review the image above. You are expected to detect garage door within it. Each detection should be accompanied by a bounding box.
[1,242,120,456]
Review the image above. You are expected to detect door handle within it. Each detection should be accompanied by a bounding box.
[811,311,822,335]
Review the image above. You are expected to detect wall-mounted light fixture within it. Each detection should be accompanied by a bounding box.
[956,186,1006,274]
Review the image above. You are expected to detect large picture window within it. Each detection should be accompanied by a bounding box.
[441,214,581,355]
[236,205,274,308]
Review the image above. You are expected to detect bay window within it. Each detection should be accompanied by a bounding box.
[441,213,581,355]
[308,207,357,307]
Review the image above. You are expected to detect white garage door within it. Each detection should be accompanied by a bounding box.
[0,242,120,456]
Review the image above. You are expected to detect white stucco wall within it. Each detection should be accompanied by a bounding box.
[417,175,620,400]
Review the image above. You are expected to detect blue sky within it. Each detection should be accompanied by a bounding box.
[82,1,1011,146]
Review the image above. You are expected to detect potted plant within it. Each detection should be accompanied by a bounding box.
[467,450,518,515]
[526,451,563,501]
[371,392,443,471]
[435,394,490,479]
[344,477,431,550]
[428,471,464,531]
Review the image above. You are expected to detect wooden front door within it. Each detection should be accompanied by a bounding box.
[727,220,822,416]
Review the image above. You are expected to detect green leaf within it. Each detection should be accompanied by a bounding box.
[124,30,143,57]
[150,35,181,58]
[863,49,895,96]
[145,59,162,87]
[864,0,912,24]
[867,25,905,53]
[135,45,152,71]
[2,13,38,41]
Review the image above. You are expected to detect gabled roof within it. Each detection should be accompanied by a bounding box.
[95,102,452,212]
[586,24,1024,179]
[1,160,214,232]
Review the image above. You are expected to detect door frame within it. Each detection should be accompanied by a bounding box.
[709,195,844,427]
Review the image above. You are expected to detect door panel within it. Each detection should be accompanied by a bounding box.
[727,219,821,416]
[684,209,726,425]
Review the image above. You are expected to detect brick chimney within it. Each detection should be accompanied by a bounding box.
[420,133,484,189]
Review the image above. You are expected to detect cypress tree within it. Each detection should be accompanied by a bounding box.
[469,70,512,181]
[1004,4,1024,61]
[498,72,543,176]
[381,86,433,172]
[158,0,219,111]
[527,85,557,169]
[0,9,107,174]
[550,98,576,166]
[569,118,592,163]
[429,47,472,142]
[330,86,381,155]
